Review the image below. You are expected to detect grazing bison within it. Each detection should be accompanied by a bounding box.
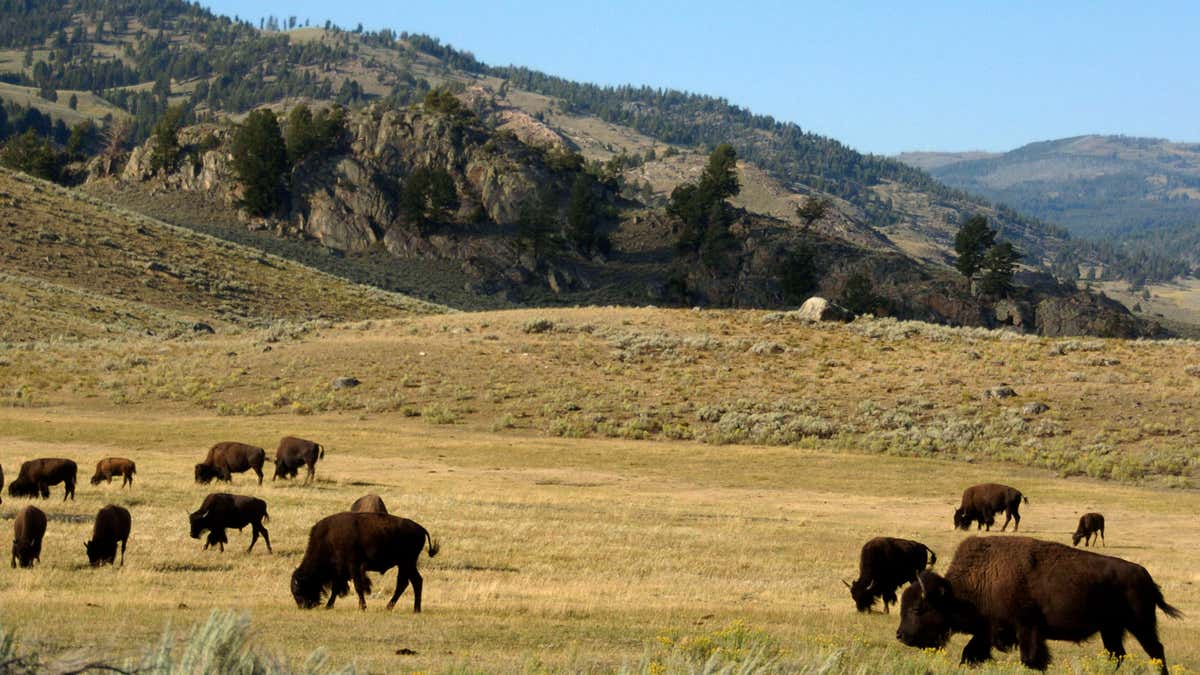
[350,494,388,514]
[189,493,271,553]
[272,436,324,483]
[844,537,936,613]
[1073,512,1106,547]
[7,458,77,501]
[953,483,1027,532]
[11,505,47,568]
[85,504,131,566]
[194,442,265,485]
[291,512,439,611]
[896,536,1181,674]
[90,457,137,488]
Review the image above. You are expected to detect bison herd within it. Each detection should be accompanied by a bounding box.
[2,436,438,616]
[850,482,1182,674]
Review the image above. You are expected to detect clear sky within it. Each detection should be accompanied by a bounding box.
[200,1,1199,156]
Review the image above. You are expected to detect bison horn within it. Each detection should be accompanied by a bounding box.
[841,579,851,589]
[916,573,928,598]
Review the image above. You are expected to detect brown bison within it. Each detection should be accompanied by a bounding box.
[90,457,137,488]
[350,494,388,514]
[195,442,265,485]
[291,512,439,611]
[844,537,936,613]
[189,493,271,553]
[11,505,47,568]
[953,483,1027,531]
[896,536,1181,674]
[85,504,131,566]
[272,436,324,483]
[8,458,77,501]
[1073,512,1106,547]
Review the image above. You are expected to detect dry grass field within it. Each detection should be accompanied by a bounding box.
[1,308,1199,672]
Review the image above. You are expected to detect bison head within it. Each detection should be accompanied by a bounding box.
[84,539,114,566]
[194,464,218,484]
[89,473,104,486]
[188,511,208,539]
[7,478,37,499]
[291,568,323,609]
[953,507,975,530]
[272,458,296,481]
[1071,530,1085,546]
[846,577,876,612]
[12,539,36,568]
[896,571,957,649]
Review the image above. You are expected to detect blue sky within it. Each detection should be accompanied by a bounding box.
[201,1,1199,155]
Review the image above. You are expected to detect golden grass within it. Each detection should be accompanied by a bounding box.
[0,307,1198,672]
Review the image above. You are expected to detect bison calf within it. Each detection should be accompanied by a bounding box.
[896,536,1181,674]
[11,505,47,568]
[189,493,271,553]
[273,436,324,483]
[7,458,77,501]
[350,494,388,514]
[195,442,265,485]
[291,512,438,611]
[86,504,131,566]
[953,482,1027,532]
[845,537,936,613]
[1073,512,1106,547]
[90,457,136,488]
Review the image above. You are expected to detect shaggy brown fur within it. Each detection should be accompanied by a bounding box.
[86,504,131,566]
[90,457,137,488]
[953,483,1027,531]
[11,505,47,568]
[845,537,936,613]
[291,512,438,611]
[7,458,77,501]
[272,436,324,483]
[897,536,1181,674]
[195,442,265,485]
[188,493,271,553]
[350,494,388,514]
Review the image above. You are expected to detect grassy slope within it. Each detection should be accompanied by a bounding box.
[0,169,443,341]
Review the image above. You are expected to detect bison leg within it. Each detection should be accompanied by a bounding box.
[305,461,315,484]
[410,569,423,613]
[119,538,126,566]
[1100,528,1105,547]
[387,569,412,611]
[1128,626,1168,675]
[960,633,993,665]
[353,570,370,611]
[248,522,271,553]
[254,465,263,486]
[1017,624,1051,671]
[1101,626,1126,661]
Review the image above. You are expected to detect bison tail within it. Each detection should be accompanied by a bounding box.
[1157,587,1184,619]
[318,444,325,460]
[1023,495,1029,505]
[262,509,270,524]
[425,531,440,558]
[925,546,937,568]
[130,463,137,475]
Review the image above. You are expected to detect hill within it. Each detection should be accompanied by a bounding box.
[0,1,1159,338]
[0,167,441,342]
[899,135,1200,280]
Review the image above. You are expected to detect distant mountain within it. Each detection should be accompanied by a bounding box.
[899,136,1200,277]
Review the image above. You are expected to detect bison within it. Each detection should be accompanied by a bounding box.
[291,512,439,611]
[11,505,47,568]
[85,504,131,566]
[7,458,77,501]
[189,493,271,553]
[1073,512,1106,547]
[350,494,388,514]
[844,537,936,613]
[896,536,1181,674]
[90,457,137,488]
[953,483,1027,532]
[272,436,324,483]
[194,442,265,485]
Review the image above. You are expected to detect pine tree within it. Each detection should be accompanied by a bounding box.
[979,241,1022,298]
[149,104,184,174]
[954,215,996,279]
[797,195,830,230]
[231,109,288,217]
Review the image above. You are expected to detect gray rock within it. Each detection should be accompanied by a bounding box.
[986,386,1017,399]
[795,297,850,322]
[1022,402,1049,415]
[332,376,361,389]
